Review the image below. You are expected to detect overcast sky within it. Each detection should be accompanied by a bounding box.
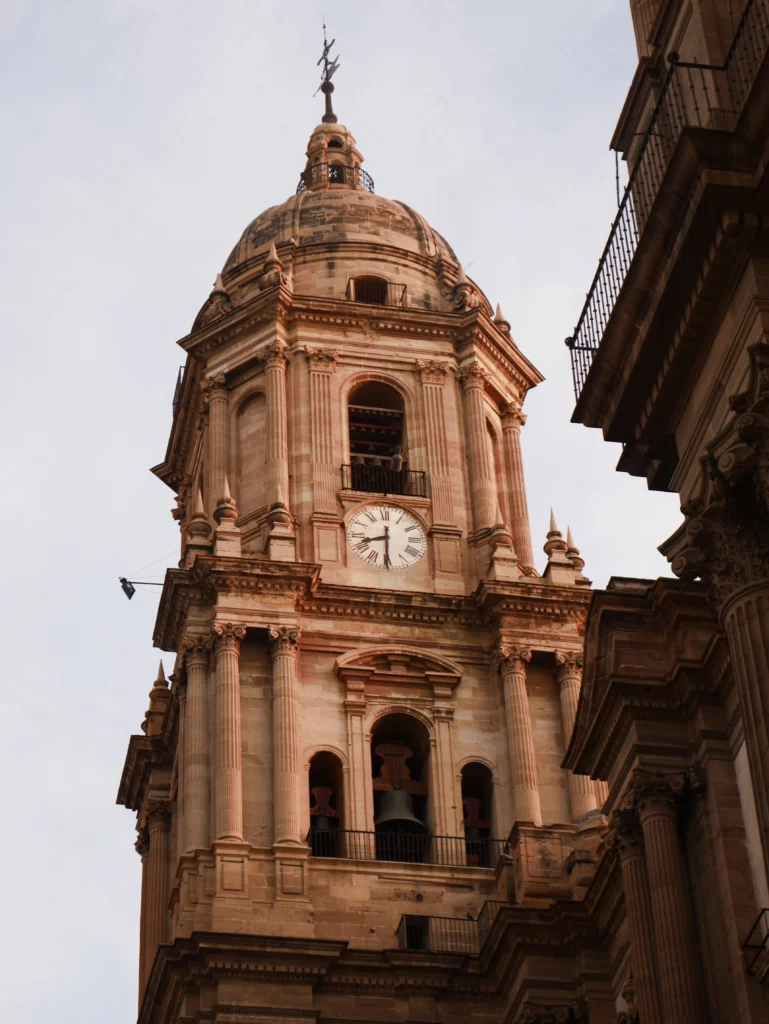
[0,2,680,1020]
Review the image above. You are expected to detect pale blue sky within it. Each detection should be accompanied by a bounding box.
[0,2,678,1020]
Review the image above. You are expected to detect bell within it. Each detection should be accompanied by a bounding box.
[375,788,426,833]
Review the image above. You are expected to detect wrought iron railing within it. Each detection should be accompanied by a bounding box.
[296,162,375,194]
[346,278,407,307]
[396,899,514,955]
[341,463,427,497]
[744,907,769,974]
[566,0,769,401]
[308,828,505,867]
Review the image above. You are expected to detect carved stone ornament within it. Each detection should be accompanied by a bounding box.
[621,765,706,817]
[146,801,172,831]
[416,358,450,385]
[212,622,247,651]
[452,272,481,313]
[181,633,214,668]
[456,361,490,392]
[262,339,290,370]
[501,400,527,430]
[555,650,583,674]
[494,643,532,672]
[305,346,338,371]
[661,340,769,610]
[134,829,149,858]
[514,1003,585,1024]
[602,809,644,861]
[200,372,228,401]
[268,625,302,657]
[192,286,233,332]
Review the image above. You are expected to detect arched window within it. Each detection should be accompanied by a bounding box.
[461,762,495,866]
[308,751,344,857]
[327,138,343,149]
[352,276,389,305]
[371,713,430,862]
[328,163,345,184]
[347,381,408,493]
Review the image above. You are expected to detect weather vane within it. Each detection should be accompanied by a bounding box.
[315,21,340,124]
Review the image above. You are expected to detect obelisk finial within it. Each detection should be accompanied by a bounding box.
[316,21,341,124]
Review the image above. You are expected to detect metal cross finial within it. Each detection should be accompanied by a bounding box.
[315,20,340,123]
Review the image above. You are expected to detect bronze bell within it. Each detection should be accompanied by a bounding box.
[374,788,426,833]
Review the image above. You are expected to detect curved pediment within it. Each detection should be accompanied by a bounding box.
[334,644,463,694]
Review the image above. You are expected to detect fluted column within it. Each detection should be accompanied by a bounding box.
[496,644,542,825]
[458,363,496,533]
[135,830,149,1004]
[605,813,662,1024]
[344,693,373,833]
[269,625,303,844]
[212,622,246,841]
[555,651,597,820]
[634,770,705,1024]
[264,340,290,510]
[432,706,460,836]
[306,347,338,512]
[181,634,212,851]
[501,400,534,567]
[201,372,229,505]
[144,803,171,981]
[417,360,454,525]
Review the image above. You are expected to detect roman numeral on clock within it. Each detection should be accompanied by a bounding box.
[363,509,376,523]
[405,545,420,557]
[355,540,369,552]
[365,550,378,564]
[404,524,419,532]
[380,508,390,520]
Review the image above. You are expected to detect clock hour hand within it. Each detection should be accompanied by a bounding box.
[383,525,391,568]
[367,534,388,542]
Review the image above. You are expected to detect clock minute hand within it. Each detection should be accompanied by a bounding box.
[383,524,391,568]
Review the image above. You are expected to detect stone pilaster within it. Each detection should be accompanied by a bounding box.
[417,359,454,525]
[344,692,373,835]
[144,803,171,983]
[212,622,246,841]
[458,362,497,534]
[268,625,303,845]
[496,644,542,825]
[604,813,662,1024]
[181,634,212,852]
[201,372,229,506]
[306,347,338,513]
[263,340,295,559]
[501,400,534,568]
[631,769,705,1024]
[432,705,460,836]
[555,651,597,820]
[135,830,149,1003]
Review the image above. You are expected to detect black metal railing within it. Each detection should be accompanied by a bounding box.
[341,463,427,497]
[346,278,407,307]
[308,829,505,867]
[744,907,769,974]
[566,0,769,401]
[396,899,514,955]
[296,162,375,194]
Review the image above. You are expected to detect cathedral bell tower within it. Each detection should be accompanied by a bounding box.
[119,74,603,1022]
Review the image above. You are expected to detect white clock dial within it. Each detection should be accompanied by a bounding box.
[347,505,427,570]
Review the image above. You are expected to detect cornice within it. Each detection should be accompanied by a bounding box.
[116,733,171,811]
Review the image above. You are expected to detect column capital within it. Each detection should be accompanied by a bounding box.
[181,632,214,668]
[513,1002,586,1024]
[416,358,450,385]
[501,399,527,430]
[146,801,172,832]
[602,809,644,862]
[305,346,338,371]
[201,371,228,398]
[268,624,302,657]
[212,621,246,652]
[455,361,489,393]
[554,649,583,681]
[624,765,706,819]
[134,828,149,858]
[494,643,532,672]
[262,339,289,370]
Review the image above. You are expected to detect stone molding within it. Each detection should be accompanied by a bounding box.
[268,625,302,657]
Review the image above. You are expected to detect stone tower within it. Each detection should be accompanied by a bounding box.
[119,102,607,1022]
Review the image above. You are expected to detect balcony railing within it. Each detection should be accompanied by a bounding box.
[341,463,427,497]
[744,907,769,975]
[566,0,769,401]
[308,828,506,867]
[396,899,514,955]
[296,162,375,194]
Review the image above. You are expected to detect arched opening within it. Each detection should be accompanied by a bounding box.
[371,713,430,862]
[461,762,495,866]
[308,751,344,857]
[352,276,389,305]
[327,138,343,149]
[347,381,410,494]
[328,163,345,184]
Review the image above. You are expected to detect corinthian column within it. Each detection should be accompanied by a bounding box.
[417,360,454,525]
[306,347,338,513]
[555,651,597,820]
[458,362,497,533]
[268,625,303,844]
[212,622,246,841]
[264,340,290,511]
[496,645,541,825]
[181,634,212,851]
[135,830,149,1002]
[501,400,534,568]
[201,372,229,505]
[144,803,171,980]
[633,770,705,1024]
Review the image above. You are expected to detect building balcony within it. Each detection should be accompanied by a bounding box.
[308,828,506,868]
[296,161,375,194]
[397,899,511,955]
[567,0,769,421]
[341,462,427,498]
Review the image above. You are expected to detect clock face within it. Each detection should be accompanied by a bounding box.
[347,505,427,570]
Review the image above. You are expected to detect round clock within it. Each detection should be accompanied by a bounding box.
[347,505,427,570]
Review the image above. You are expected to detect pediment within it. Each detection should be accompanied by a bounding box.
[334,644,463,697]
